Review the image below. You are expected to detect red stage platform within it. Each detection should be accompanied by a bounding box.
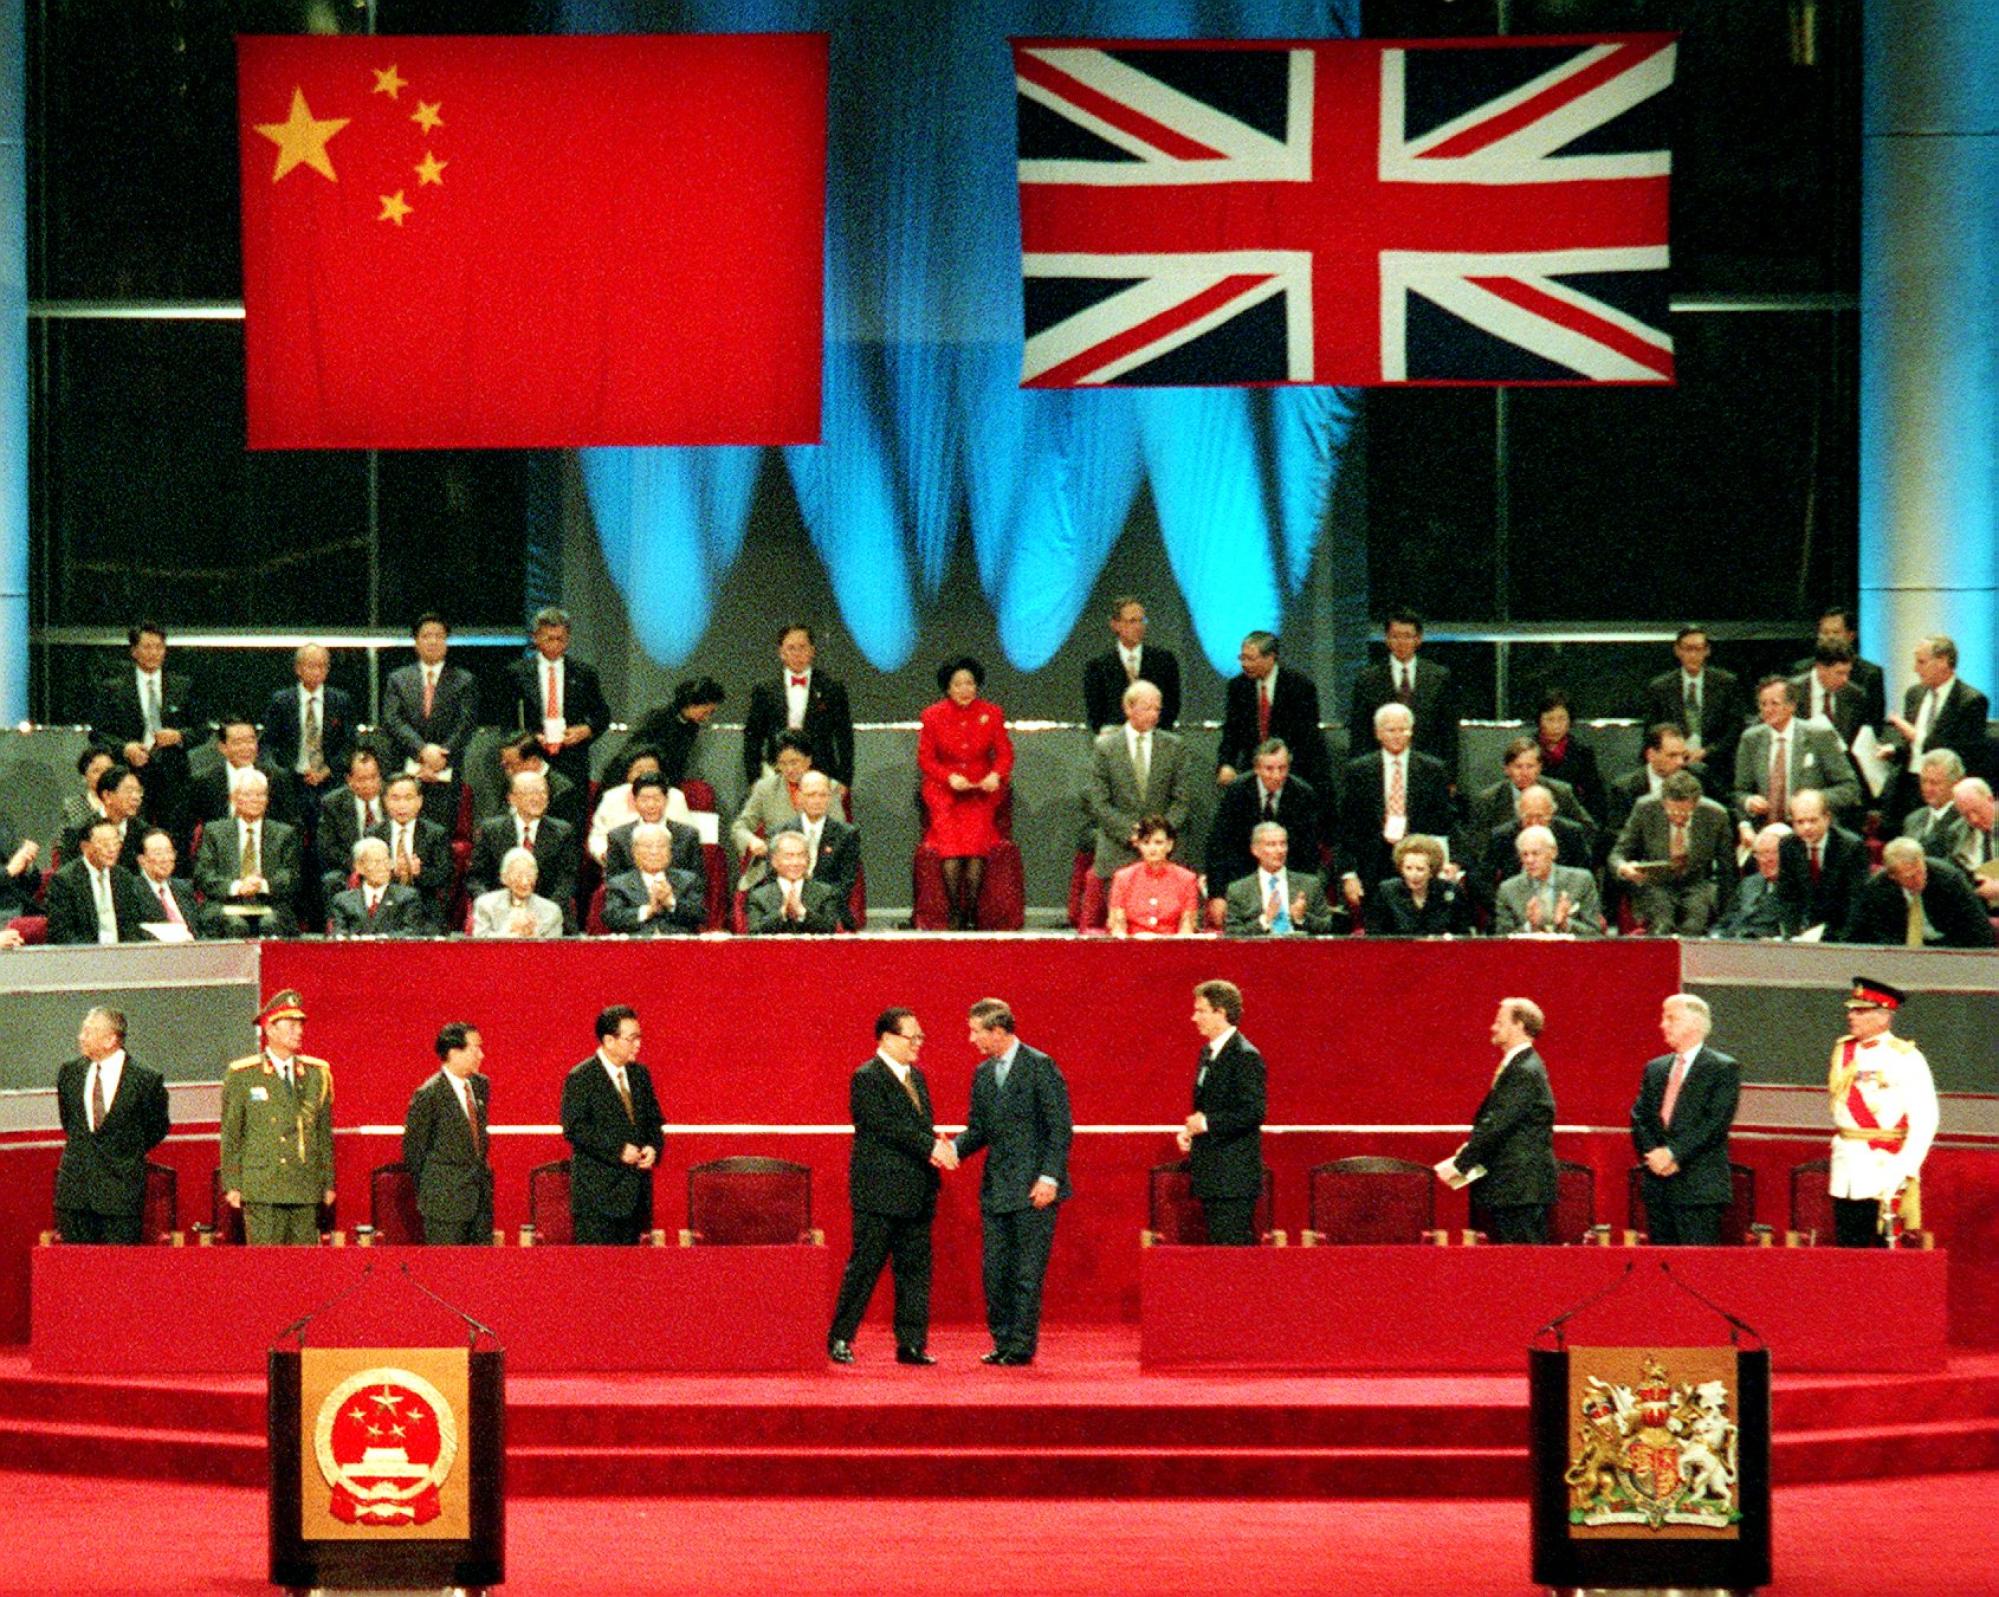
[1139,1246,1950,1372]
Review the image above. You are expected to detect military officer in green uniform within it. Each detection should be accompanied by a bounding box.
[220,988,335,1244]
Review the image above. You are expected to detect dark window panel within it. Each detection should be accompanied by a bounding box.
[1363,390,1499,619]
[374,452,535,628]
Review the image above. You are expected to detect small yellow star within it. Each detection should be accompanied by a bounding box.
[378,189,413,226]
[254,87,349,184]
[411,99,444,134]
[371,64,406,100]
[414,151,447,187]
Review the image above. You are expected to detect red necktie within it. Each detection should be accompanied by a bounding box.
[523,822,537,851]
[1257,680,1271,741]
[464,1081,484,1159]
[156,881,185,928]
[544,664,559,720]
[1810,842,1822,883]
[422,670,436,718]
[367,892,379,919]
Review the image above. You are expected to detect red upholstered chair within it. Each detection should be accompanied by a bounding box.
[526,1160,574,1245]
[584,882,610,935]
[1076,869,1109,932]
[1625,1162,1756,1243]
[679,778,717,814]
[729,889,749,935]
[1789,1158,1834,1244]
[1066,850,1094,929]
[911,790,1026,931]
[679,1157,822,1246]
[369,1162,423,1244]
[1141,1160,1280,1246]
[1302,1157,1434,1245]
[207,1168,245,1245]
[6,915,46,944]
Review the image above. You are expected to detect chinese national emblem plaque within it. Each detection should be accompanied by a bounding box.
[1565,1347,1741,1538]
[300,1347,470,1540]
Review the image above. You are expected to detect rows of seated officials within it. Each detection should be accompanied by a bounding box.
[0,600,1993,948]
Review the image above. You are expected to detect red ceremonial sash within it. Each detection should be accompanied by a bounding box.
[1842,1040,1908,1151]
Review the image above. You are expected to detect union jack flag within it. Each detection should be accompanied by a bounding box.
[1014,35,1675,387]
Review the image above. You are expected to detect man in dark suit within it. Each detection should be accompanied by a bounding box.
[189,719,297,828]
[828,1007,944,1365]
[1603,724,1692,849]
[560,1005,665,1245]
[328,838,430,935]
[1461,738,1598,853]
[1204,739,1322,915]
[56,748,116,861]
[742,623,856,788]
[381,612,480,830]
[1630,995,1742,1244]
[54,1006,171,1243]
[1476,786,1593,914]
[1644,626,1750,800]
[192,771,302,937]
[950,998,1072,1366]
[1902,749,1968,857]
[1182,979,1265,1245]
[601,823,705,935]
[1791,640,1874,754]
[1348,608,1459,779]
[317,749,387,903]
[401,1022,494,1244]
[1790,606,1886,731]
[466,771,578,919]
[771,771,862,928]
[1217,631,1330,803]
[746,832,843,933]
[1082,596,1182,734]
[60,763,147,872]
[602,773,705,880]
[1776,790,1870,939]
[131,828,200,937]
[88,621,201,843]
[1440,998,1557,1243]
[370,774,454,932]
[262,644,356,828]
[0,815,38,921]
[45,820,150,945]
[1338,702,1454,914]
[1884,634,1992,804]
[1844,838,1998,948]
[1713,825,1803,940]
[504,607,611,820]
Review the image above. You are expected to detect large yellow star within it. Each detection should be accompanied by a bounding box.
[411,100,444,134]
[255,87,350,183]
[414,151,447,187]
[372,64,407,100]
[378,190,413,227]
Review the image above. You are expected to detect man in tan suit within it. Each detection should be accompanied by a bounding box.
[1086,680,1190,880]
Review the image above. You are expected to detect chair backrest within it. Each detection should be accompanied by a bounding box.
[686,1157,813,1245]
[1722,1161,1757,1245]
[1550,1158,1597,1245]
[680,778,717,814]
[730,889,749,935]
[209,1167,244,1244]
[1148,1160,1273,1244]
[585,881,609,935]
[370,1162,423,1244]
[454,779,476,844]
[143,1161,177,1244]
[1789,1157,1834,1243]
[1309,1157,1433,1244]
[528,1159,573,1244]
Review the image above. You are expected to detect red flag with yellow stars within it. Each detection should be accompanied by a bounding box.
[237,34,826,448]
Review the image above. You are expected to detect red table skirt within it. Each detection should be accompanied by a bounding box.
[1139,1245,1949,1373]
[30,1243,833,1375]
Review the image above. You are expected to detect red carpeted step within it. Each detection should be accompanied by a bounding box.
[1773,1418,1999,1484]
[0,1416,264,1487]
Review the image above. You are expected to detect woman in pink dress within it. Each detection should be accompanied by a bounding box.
[1108,815,1201,937]
[918,656,1015,929]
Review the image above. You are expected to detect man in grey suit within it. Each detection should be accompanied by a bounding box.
[1086,680,1190,880]
[401,1022,494,1244]
[1493,825,1604,938]
[1902,750,1968,855]
[470,847,564,938]
[601,824,705,936]
[1223,822,1339,936]
[192,771,302,937]
[949,998,1073,1366]
[1734,674,1860,842]
[381,612,480,830]
[1609,771,1735,936]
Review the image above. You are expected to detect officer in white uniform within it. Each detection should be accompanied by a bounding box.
[1827,976,1939,1247]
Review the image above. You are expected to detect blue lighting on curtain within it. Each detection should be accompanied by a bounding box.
[568,0,1361,674]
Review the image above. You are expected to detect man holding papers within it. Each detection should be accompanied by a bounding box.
[1437,999,1557,1243]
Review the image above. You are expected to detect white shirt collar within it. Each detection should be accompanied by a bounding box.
[1206,1025,1238,1060]
[876,1049,910,1082]
[1498,1041,1533,1073]
[597,1050,628,1080]
[93,1049,127,1094]
[1118,643,1142,668]
[995,1039,1021,1070]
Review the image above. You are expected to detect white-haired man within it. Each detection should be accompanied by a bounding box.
[1493,825,1603,938]
[471,847,564,939]
[1629,995,1741,1244]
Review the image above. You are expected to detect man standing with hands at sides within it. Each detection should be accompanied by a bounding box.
[402,1023,494,1245]
[951,999,1073,1366]
[561,1006,664,1245]
[1630,995,1741,1244]
[1437,999,1557,1243]
[220,990,335,1245]
[1181,981,1266,1245]
[55,1007,170,1243]
[829,1009,944,1367]
[1828,978,1938,1247]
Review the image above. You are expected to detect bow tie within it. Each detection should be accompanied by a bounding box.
[790,675,808,688]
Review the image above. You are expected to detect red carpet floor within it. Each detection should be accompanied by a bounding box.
[0,1469,1994,1595]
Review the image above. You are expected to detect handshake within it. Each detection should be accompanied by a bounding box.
[931,1136,960,1171]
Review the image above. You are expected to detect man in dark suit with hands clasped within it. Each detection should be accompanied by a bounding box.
[1630,994,1741,1245]
[560,1006,664,1245]
[1181,979,1266,1245]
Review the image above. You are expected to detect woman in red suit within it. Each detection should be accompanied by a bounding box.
[918,656,1014,930]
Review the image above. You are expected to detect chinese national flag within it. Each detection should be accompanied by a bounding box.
[237,34,826,448]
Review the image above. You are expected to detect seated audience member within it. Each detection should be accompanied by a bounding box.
[56,748,116,857]
[629,676,727,789]
[1082,596,1182,735]
[1950,778,1999,904]
[1338,702,1453,914]
[131,828,199,936]
[193,771,301,938]
[771,771,862,928]
[1713,824,1801,941]
[1531,691,1607,826]
[505,606,610,825]
[470,847,565,939]
[1476,784,1592,911]
[918,656,1014,931]
[0,816,39,920]
[1108,815,1201,938]
[63,763,145,870]
[742,623,856,788]
[468,770,578,917]
[1604,723,1691,844]
[1902,749,1967,856]
[45,820,148,945]
[317,748,387,902]
[1733,674,1860,843]
[588,747,694,862]
[497,733,581,831]
[1204,739,1321,921]
[1645,624,1750,797]
[263,642,355,825]
[329,838,428,936]
[1366,832,1470,937]
[1464,737,1597,855]
[0,927,22,949]
[745,831,842,934]
[1610,770,1734,937]
[1493,824,1604,939]
[601,822,705,936]
[602,772,704,879]
[1224,822,1339,937]
[733,731,847,891]
[1791,639,1872,754]
[191,718,295,827]
[1843,837,1997,949]
[1087,680,1190,884]
[370,773,453,932]
[1775,789,1868,939]
[1217,630,1331,802]
[1348,608,1458,776]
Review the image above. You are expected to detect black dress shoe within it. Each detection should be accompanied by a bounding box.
[995,1351,1034,1366]
[828,1340,855,1364]
[979,1350,1006,1365]
[895,1346,937,1366]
